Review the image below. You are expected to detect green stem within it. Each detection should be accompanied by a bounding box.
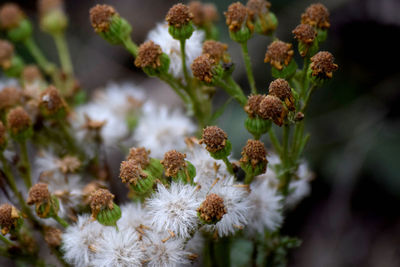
[301,84,317,113]
[122,37,138,57]
[222,157,234,175]
[280,125,291,196]
[268,128,282,156]
[23,37,55,76]
[0,234,13,246]
[179,39,190,85]
[53,32,73,76]
[19,140,32,189]
[244,171,254,185]
[240,42,257,94]
[215,76,247,106]
[52,214,69,228]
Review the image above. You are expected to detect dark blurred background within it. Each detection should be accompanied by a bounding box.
[4,0,400,266]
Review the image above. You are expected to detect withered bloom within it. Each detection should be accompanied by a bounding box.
[224,2,250,32]
[119,160,147,185]
[244,94,265,117]
[258,95,287,126]
[240,139,268,172]
[310,51,338,79]
[268,79,295,111]
[202,40,228,63]
[166,3,193,28]
[134,41,163,69]
[200,126,228,153]
[127,147,150,168]
[161,150,186,177]
[89,4,117,33]
[197,193,227,224]
[301,3,330,29]
[191,54,215,83]
[264,40,294,70]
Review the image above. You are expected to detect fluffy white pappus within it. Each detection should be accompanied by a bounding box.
[62,214,112,267]
[91,228,145,267]
[201,177,251,237]
[143,230,190,267]
[147,23,204,79]
[286,162,313,208]
[185,139,231,188]
[146,182,201,239]
[247,176,283,235]
[117,203,150,232]
[134,102,196,158]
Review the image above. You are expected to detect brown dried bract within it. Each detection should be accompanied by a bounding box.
[202,40,228,63]
[27,183,51,205]
[200,126,228,153]
[6,106,31,134]
[44,226,62,247]
[301,3,330,29]
[244,94,265,117]
[191,54,215,83]
[89,189,114,218]
[224,2,248,32]
[0,3,24,30]
[292,24,316,44]
[134,41,162,69]
[166,3,193,28]
[89,4,117,33]
[240,139,267,169]
[119,160,148,185]
[82,181,107,205]
[258,95,287,126]
[40,86,67,114]
[0,204,20,235]
[198,193,226,223]
[246,0,270,19]
[56,155,81,174]
[161,150,186,177]
[264,40,294,70]
[0,40,14,69]
[268,79,295,111]
[22,65,42,83]
[127,147,150,168]
[310,51,338,79]
[0,87,21,110]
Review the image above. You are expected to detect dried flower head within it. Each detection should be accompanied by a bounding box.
[198,193,226,223]
[119,159,148,184]
[166,3,193,28]
[134,41,163,69]
[264,40,294,70]
[89,188,114,218]
[268,78,295,111]
[0,121,6,146]
[27,183,51,205]
[244,94,265,117]
[258,95,287,126]
[56,155,81,173]
[246,0,271,18]
[203,3,219,22]
[22,65,42,83]
[82,181,107,205]
[161,150,186,177]
[240,139,268,169]
[6,106,31,135]
[38,0,63,15]
[44,226,62,247]
[0,87,21,110]
[310,51,338,79]
[301,3,330,29]
[191,54,215,83]
[202,40,228,63]
[224,2,249,32]
[40,85,66,114]
[127,147,150,167]
[200,126,228,153]
[0,204,20,235]
[292,24,316,44]
[0,3,24,30]
[189,1,205,26]
[0,40,14,69]
[89,4,117,33]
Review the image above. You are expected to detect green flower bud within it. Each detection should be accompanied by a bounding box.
[89,189,121,227]
[200,126,232,160]
[292,24,318,57]
[134,41,170,77]
[7,19,33,42]
[166,4,194,40]
[3,55,24,78]
[245,116,271,140]
[120,159,156,194]
[264,40,297,79]
[161,150,196,184]
[40,9,68,34]
[308,51,338,82]
[191,54,224,84]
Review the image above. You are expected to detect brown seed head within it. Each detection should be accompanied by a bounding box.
[240,139,268,169]
[0,3,24,30]
[246,0,271,19]
[191,54,215,83]
[27,183,51,205]
[202,40,228,63]
[40,86,66,114]
[0,204,20,235]
[89,4,117,33]
[301,3,330,29]
[127,147,150,168]
[82,181,107,205]
[292,24,316,44]
[134,41,163,69]
[44,227,62,247]
[200,126,228,153]
[264,40,294,70]
[0,121,6,146]
[119,160,147,185]
[22,65,42,83]
[0,40,14,69]
[244,94,265,117]
[161,150,186,177]
[56,155,81,174]
[6,107,31,134]
[203,3,219,23]
[166,3,193,28]
[38,0,63,15]
[224,2,248,32]
[0,87,21,110]
[310,51,338,79]
[89,189,114,218]
[268,79,295,111]
[197,193,226,223]
[258,95,287,126]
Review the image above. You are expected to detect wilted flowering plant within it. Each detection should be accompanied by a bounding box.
[0,0,337,266]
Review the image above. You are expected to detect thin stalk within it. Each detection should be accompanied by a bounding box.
[19,140,32,189]
[122,37,138,57]
[52,214,69,228]
[23,37,55,76]
[53,32,73,76]
[214,76,246,106]
[301,84,317,113]
[280,125,291,196]
[222,157,234,175]
[268,128,282,156]
[0,234,12,246]
[179,39,190,85]
[240,42,257,94]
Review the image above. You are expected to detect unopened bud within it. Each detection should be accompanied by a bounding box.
[166,4,194,40]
